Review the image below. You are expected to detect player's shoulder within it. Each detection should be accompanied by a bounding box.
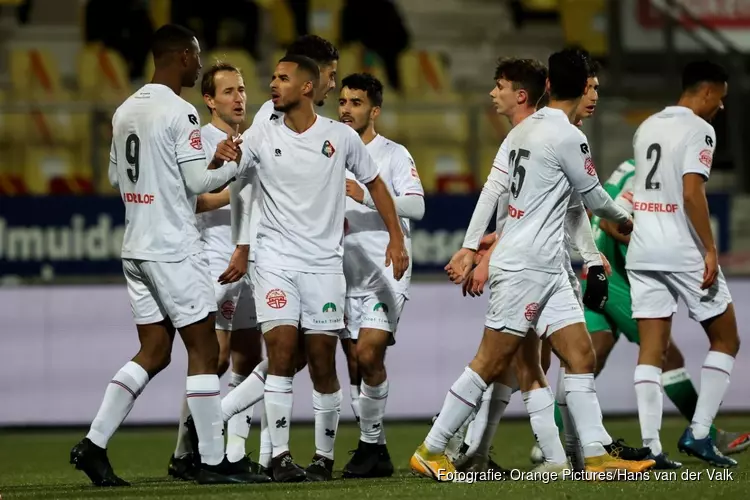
[321,117,359,140]
[377,134,412,159]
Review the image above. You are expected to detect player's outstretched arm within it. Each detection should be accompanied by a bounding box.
[684,173,718,289]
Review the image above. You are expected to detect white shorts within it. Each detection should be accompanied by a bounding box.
[251,264,345,333]
[123,253,217,330]
[343,290,406,345]
[628,268,732,322]
[536,271,584,337]
[206,250,257,331]
[485,267,576,337]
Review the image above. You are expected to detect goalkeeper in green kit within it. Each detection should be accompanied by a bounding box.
[529,159,750,465]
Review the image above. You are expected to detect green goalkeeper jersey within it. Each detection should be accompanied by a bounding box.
[590,160,635,277]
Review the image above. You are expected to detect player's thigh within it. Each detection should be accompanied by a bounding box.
[627,269,677,320]
[251,264,301,328]
[343,295,364,342]
[485,267,558,336]
[230,274,259,332]
[299,272,346,334]
[122,258,166,326]
[669,268,732,323]
[359,290,405,347]
[141,253,216,330]
[536,273,584,339]
[604,273,640,343]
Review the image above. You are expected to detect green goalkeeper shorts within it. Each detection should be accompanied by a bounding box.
[580,271,640,344]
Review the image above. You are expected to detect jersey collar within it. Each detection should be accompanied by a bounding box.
[662,105,695,116]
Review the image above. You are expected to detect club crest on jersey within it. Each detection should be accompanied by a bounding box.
[584,157,596,176]
[189,130,202,150]
[321,140,335,158]
[699,148,713,168]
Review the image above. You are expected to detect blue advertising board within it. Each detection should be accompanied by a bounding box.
[0,194,732,278]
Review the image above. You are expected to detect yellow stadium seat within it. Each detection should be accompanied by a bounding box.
[560,0,607,56]
[22,147,70,194]
[143,54,154,82]
[268,0,296,46]
[10,48,71,101]
[309,0,344,44]
[78,44,132,103]
[399,94,469,144]
[149,0,171,28]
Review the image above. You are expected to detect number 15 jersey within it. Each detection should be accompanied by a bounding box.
[109,83,207,262]
[491,107,601,273]
[627,106,716,273]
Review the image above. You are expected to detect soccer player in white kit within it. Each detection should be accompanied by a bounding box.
[412,48,656,481]
[334,73,425,479]
[69,24,266,486]
[168,62,264,480]
[229,55,408,482]
[628,60,739,468]
[218,35,342,481]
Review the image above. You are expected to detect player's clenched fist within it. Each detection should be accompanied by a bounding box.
[385,237,409,280]
[214,133,243,164]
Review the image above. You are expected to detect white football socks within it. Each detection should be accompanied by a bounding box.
[313,389,342,460]
[264,375,293,457]
[360,380,388,444]
[691,351,735,439]
[226,372,253,463]
[258,402,272,468]
[87,361,149,449]
[634,364,663,455]
[186,374,224,466]
[350,384,361,422]
[524,387,567,464]
[564,373,611,458]
[173,397,192,459]
[222,359,268,423]
[425,367,487,454]
[471,382,512,458]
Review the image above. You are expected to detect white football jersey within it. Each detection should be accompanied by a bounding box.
[109,83,206,262]
[491,107,600,273]
[344,134,424,297]
[197,123,232,256]
[627,106,716,272]
[240,114,380,273]
[491,136,579,279]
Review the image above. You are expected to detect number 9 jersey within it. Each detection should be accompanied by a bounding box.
[108,84,208,262]
[627,106,716,272]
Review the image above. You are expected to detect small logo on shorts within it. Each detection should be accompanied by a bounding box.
[524,302,540,321]
[266,289,287,309]
[221,300,235,320]
[322,302,337,313]
[373,302,389,314]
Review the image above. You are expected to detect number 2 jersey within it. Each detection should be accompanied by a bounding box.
[109,83,207,262]
[627,106,716,273]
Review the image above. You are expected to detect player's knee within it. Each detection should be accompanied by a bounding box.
[566,345,596,374]
[356,344,384,376]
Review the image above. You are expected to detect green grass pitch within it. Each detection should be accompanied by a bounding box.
[1,416,748,499]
